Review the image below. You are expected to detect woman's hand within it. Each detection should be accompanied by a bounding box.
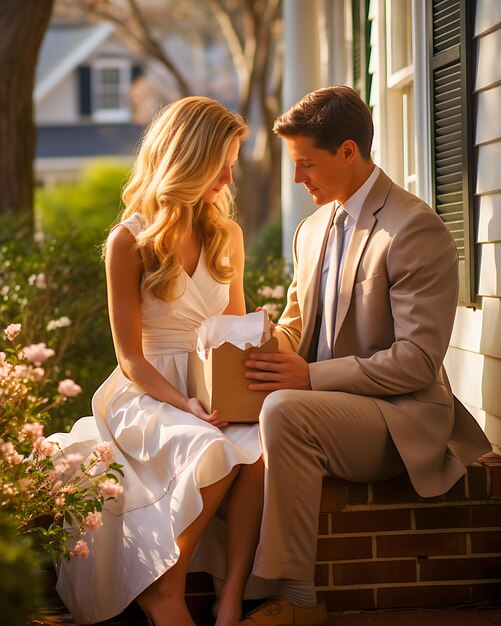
[186,397,229,429]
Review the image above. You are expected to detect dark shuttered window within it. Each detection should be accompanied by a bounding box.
[429,0,476,305]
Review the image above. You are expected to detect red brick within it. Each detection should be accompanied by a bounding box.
[318,588,375,612]
[414,506,472,530]
[372,473,420,505]
[320,477,346,511]
[420,556,501,581]
[376,584,471,608]
[491,465,501,500]
[470,531,501,554]
[186,572,214,593]
[332,559,416,585]
[477,453,501,499]
[315,563,330,586]
[467,463,489,500]
[472,504,501,527]
[316,536,373,561]
[346,481,369,506]
[331,509,412,534]
[443,477,467,502]
[471,582,501,603]
[377,532,467,558]
[318,513,329,535]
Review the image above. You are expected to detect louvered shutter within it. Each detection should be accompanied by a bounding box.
[78,65,92,117]
[429,0,476,305]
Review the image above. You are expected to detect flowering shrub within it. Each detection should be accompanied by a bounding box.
[244,257,292,323]
[0,324,123,565]
[0,216,115,434]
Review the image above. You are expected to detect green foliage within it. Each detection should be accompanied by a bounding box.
[36,159,130,238]
[0,216,115,434]
[244,217,292,321]
[0,513,44,626]
[249,215,283,266]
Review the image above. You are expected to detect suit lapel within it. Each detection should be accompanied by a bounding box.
[334,170,393,344]
[298,203,336,358]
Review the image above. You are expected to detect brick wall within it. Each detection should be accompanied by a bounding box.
[316,453,501,612]
[186,453,501,616]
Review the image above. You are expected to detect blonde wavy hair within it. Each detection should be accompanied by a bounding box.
[119,96,249,301]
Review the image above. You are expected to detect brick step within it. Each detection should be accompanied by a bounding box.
[33,454,501,624]
[315,452,501,613]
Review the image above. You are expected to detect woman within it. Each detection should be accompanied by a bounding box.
[49,97,263,626]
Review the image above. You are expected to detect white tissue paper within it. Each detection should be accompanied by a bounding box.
[196,310,271,360]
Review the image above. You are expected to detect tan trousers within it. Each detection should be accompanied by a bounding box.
[253,389,405,581]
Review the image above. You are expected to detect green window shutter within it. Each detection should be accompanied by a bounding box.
[352,0,371,105]
[429,0,476,305]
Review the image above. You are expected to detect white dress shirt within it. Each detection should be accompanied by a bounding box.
[316,165,380,361]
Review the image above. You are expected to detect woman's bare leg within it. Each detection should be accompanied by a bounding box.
[215,458,264,626]
[137,466,239,626]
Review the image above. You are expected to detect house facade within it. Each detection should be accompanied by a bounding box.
[35,22,145,185]
[280,0,501,454]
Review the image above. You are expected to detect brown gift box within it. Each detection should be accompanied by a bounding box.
[187,336,279,423]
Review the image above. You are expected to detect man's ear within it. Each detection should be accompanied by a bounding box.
[342,139,357,164]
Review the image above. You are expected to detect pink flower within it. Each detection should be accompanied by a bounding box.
[84,511,103,531]
[61,485,76,494]
[257,286,274,298]
[23,343,55,365]
[57,378,82,397]
[271,285,285,299]
[73,540,89,559]
[47,316,71,331]
[94,442,115,464]
[62,453,84,470]
[21,422,45,443]
[33,438,58,457]
[0,441,24,465]
[28,273,47,289]
[31,367,45,380]
[4,323,21,341]
[55,495,66,507]
[99,479,123,497]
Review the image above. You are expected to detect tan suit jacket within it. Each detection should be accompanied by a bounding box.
[274,169,491,497]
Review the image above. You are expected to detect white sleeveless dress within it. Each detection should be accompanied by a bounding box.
[48,214,262,624]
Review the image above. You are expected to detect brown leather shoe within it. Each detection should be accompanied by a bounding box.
[238,596,327,625]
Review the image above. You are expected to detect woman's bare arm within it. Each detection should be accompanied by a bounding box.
[222,220,246,315]
[106,225,227,426]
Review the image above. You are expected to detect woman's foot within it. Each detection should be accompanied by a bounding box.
[137,588,196,626]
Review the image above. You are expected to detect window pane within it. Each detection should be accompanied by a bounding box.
[390,0,412,74]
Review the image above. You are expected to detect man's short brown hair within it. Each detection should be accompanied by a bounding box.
[273,86,374,159]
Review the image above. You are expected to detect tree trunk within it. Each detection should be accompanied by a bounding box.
[0,0,54,227]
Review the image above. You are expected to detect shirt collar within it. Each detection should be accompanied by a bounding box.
[338,165,380,223]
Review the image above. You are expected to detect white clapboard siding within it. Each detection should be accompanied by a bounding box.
[475,27,501,92]
[450,298,501,360]
[464,403,501,455]
[445,347,501,419]
[475,86,501,145]
[478,243,501,296]
[476,142,501,195]
[475,0,501,37]
[477,193,501,243]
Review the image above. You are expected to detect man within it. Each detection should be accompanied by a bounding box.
[239,86,491,626]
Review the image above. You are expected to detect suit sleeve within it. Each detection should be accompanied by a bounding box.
[272,219,306,352]
[309,209,459,395]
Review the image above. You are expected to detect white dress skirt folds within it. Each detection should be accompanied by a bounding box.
[47,213,262,625]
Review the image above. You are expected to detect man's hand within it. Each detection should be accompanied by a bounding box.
[244,350,311,391]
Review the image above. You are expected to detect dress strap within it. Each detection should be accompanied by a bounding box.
[113,213,144,239]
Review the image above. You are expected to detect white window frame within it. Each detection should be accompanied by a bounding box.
[92,58,131,124]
